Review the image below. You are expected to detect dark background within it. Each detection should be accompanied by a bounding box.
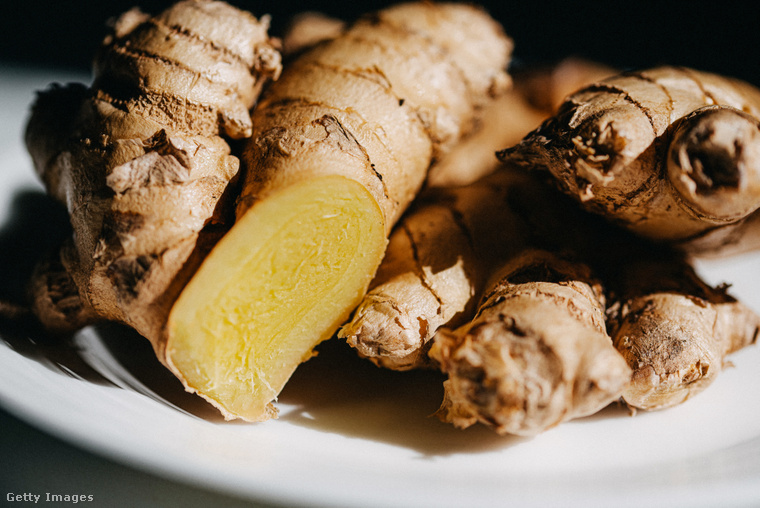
[1,0,758,87]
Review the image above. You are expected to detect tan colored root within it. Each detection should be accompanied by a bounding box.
[338,202,478,370]
[281,12,346,57]
[430,250,631,436]
[25,0,280,347]
[501,66,760,249]
[161,2,512,420]
[240,2,512,231]
[428,57,616,188]
[605,248,760,410]
[341,59,619,370]
[339,169,550,370]
[425,90,545,188]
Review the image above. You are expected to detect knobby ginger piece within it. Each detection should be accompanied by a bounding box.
[501,66,760,254]
[25,0,281,396]
[603,245,760,410]
[341,59,622,370]
[340,168,571,371]
[340,170,531,370]
[430,250,631,436]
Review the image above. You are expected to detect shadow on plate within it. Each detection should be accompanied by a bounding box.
[278,338,538,456]
[0,188,116,384]
[0,187,631,457]
[0,189,70,303]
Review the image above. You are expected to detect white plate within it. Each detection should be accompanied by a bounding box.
[2,67,760,508]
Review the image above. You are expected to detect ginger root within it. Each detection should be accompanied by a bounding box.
[25,0,281,391]
[600,242,760,410]
[342,156,759,433]
[427,57,616,188]
[165,2,512,421]
[431,250,630,436]
[341,59,620,369]
[22,2,759,434]
[280,11,346,57]
[340,169,539,370]
[500,66,760,253]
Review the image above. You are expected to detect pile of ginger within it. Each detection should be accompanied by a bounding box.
[17,0,760,436]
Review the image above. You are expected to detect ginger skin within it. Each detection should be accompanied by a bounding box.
[341,159,760,432]
[500,66,760,253]
[238,2,511,228]
[340,169,539,370]
[340,166,604,371]
[431,250,631,436]
[601,243,760,410]
[25,0,281,384]
[427,57,616,188]
[341,59,619,370]
[280,11,346,57]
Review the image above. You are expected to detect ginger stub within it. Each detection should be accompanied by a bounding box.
[431,250,631,436]
[340,59,620,370]
[601,246,760,410]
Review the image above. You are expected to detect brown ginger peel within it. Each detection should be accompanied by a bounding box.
[341,58,623,370]
[430,250,631,436]
[500,66,760,253]
[603,246,760,410]
[339,169,538,370]
[25,0,282,409]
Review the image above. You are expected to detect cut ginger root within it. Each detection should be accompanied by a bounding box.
[20,0,760,435]
[167,175,385,419]
[165,1,512,420]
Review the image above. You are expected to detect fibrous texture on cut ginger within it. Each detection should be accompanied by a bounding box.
[500,66,760,254]
[166,1,512,421]
[25,1,281,359]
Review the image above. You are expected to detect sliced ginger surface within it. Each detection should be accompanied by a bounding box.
[167,175,386,421]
